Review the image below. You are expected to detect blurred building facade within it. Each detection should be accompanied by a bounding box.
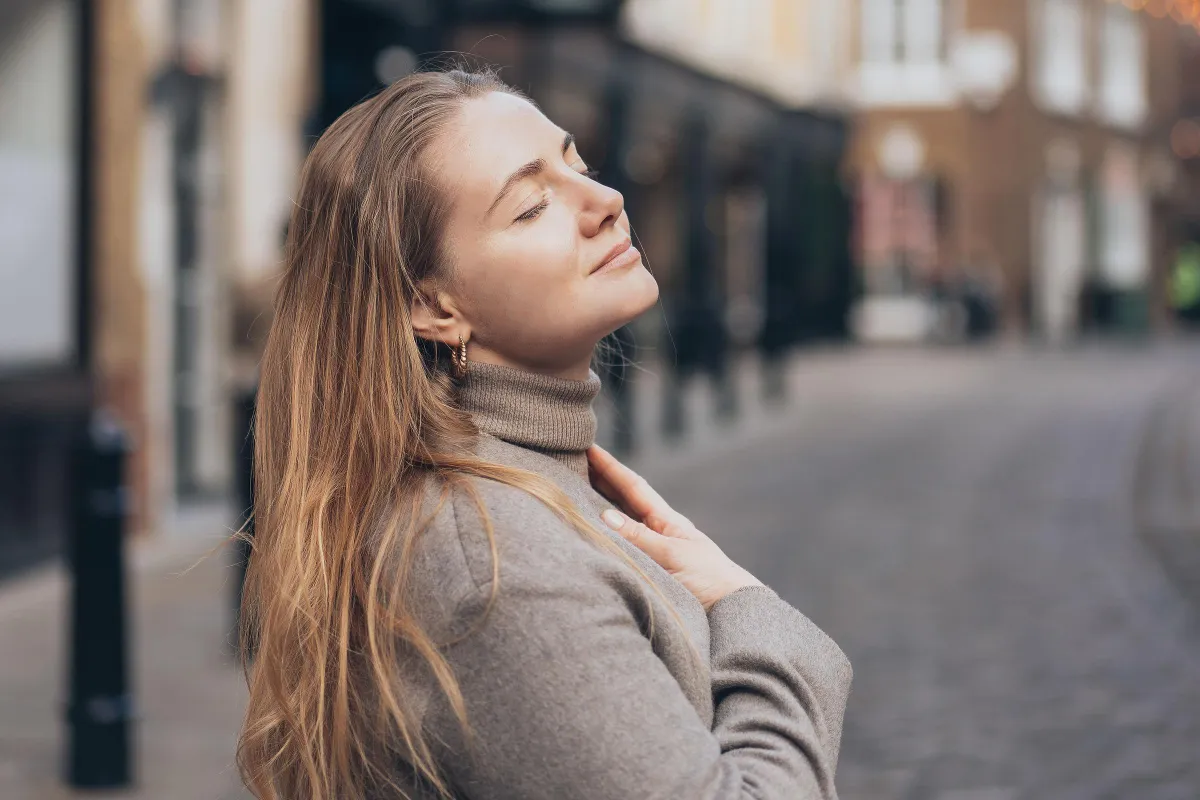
[0,0,314,576]
[23,0,1198,569]
[0,0,856,574]
[79,0,241,544]
[619,0,855,357]
[843,0,1192,342]
[0,0,88,574]
[1174,21,1200,321]
[625,0,855,108]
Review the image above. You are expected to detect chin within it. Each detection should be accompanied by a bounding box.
[582,264,660,343]
[615,265,660,324]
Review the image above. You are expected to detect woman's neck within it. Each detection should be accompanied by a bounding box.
[465,346,593,382]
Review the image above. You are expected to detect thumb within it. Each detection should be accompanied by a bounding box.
[602,509,671,561]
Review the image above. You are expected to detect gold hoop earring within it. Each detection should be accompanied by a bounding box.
[452,334,469,379]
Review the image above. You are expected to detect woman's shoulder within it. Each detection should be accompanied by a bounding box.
[402,469,606,596]
[400,470,639,651]
[441,472,610,592]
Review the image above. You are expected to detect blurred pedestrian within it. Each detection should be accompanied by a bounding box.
[236,67,851,800]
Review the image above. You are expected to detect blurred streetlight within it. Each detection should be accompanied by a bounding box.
[951,30,1018,112]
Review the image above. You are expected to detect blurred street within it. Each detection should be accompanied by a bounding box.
[636,344,1200,799]
[4,344,1200,798]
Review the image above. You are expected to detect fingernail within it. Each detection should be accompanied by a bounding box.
[602,509,625,530]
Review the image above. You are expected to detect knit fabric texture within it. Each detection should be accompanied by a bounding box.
[458,361,601,477]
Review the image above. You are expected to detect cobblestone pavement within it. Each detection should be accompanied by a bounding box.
[636,345,1200,800]
[4,345,1200,799]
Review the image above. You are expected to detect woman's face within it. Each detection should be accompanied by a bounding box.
[425,91,659,378]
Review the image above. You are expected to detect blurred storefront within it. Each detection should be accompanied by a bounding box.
[0,0,857,578]
[1169,27,1200,323]
[615,0,855,360]
[91,0,235,544]
[844,0,1193,343]
[9,0,1199,577]
[0,0,88,576]
[0,0,255,579]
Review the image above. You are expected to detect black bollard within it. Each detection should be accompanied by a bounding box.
[230,387,256,658]
[65,410,133,788]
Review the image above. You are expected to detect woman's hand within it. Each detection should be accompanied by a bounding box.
[586,445,764,612]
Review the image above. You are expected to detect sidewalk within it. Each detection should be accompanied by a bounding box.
[0,529,251,800]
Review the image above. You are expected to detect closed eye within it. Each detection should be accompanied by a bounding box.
[515,199,549,222]
[514,167,602,223]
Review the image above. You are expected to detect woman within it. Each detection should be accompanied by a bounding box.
[237,67,852,800]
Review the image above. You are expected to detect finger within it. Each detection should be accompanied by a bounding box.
[587,458,621,505]
[643,513,693,539]
[588,447,692,534]
[590,448,696,534]
[587,446,649,515]
[587,446,675,522]
[601,509,676,567]
[587,460,640,520]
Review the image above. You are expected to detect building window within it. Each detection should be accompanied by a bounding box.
[861,0,945,65]
[1098,4,1146,128]
[862,0,899,63]
[1099,146,1149,289]
[0,0,79,370]
[1034,0,1087,115]
[858,0,952,106]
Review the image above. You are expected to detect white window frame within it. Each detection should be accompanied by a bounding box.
[861,0,901,65]
[856,0,955,107]
[1097,3,1147,129]
[0,0,79,371]
[1031,0,1089,116]
[1098,146,1149,289]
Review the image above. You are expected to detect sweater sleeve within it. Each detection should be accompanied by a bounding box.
[423,551,853,800]
[707,583,854,795]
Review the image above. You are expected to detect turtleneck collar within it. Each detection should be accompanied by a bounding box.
[459,361,602,477]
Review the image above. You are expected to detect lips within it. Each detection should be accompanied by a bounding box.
[591,237,635,275]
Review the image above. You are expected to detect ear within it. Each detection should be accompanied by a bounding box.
[410,289,469,346]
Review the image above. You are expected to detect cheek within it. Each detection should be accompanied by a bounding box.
[525,208,581,279]
[468,215,582,326]
[489,214,580,294]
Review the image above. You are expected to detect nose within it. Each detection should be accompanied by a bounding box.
[578,175,625,238]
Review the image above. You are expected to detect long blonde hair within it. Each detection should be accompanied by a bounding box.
[236,68,700,799]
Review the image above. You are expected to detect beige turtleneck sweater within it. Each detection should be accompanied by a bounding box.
[387,362,853,799]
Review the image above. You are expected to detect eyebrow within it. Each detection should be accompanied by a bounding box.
[486,132,576,218]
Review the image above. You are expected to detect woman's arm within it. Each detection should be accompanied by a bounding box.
[707,582,853,785]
